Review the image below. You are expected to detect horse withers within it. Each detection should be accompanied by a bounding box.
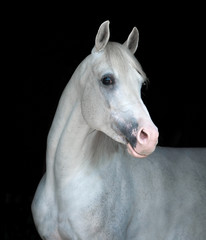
[32,21,206,240]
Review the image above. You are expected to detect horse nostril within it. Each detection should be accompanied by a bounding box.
[140,129,148,140]
[138,129,149,144]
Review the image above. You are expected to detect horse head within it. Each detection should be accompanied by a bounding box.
[81,21,159,158]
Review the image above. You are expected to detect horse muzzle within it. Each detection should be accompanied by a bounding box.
[126,124,159,158]
[113,117,159,158]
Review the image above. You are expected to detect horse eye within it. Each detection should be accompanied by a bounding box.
[101,75,115,86]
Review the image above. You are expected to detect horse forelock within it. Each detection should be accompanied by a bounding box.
[104,42,147,81]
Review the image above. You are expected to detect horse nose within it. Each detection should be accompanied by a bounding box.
[136,126,159,154]
[127,124,159,158]
[137,127,158,145]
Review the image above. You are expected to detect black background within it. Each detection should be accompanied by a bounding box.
[6,3,206,239]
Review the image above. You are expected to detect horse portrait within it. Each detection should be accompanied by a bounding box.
[32,21,206,240]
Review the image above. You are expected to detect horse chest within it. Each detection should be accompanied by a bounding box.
[57,160,134,239]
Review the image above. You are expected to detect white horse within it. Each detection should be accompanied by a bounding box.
[32,21,206,240]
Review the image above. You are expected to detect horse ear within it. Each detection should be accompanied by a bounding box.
[124,27,139,54]
[93,20,110,53]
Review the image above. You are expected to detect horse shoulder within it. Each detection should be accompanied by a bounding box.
[55,151,135,239]
[32,174,61,239]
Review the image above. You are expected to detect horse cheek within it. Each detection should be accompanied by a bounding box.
[81,86,106,130]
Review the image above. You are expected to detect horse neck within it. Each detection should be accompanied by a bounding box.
[45,57,120,185]
[45,59,90,183]
[53,99,90,176]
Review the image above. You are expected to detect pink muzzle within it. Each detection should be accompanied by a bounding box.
[127,124,159,158]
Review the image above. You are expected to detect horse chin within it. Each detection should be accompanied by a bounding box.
[127,143,150,158]
[109,131,127,145]
[107,131,154,159]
